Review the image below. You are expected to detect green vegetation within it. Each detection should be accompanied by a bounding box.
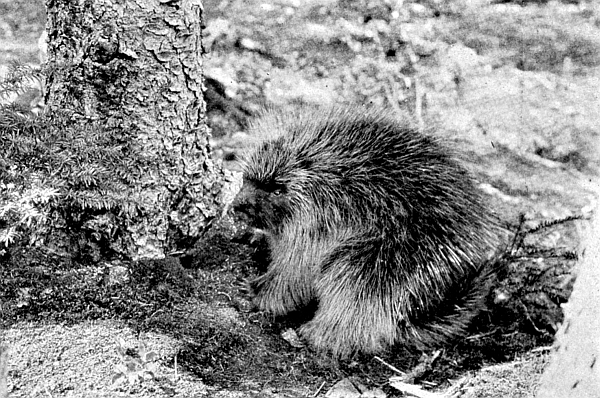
[0,63,158,261]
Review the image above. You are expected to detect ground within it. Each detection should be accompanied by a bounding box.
[0,0,599,397]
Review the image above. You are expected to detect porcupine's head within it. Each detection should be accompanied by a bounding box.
[233,105,418,236]
[232,109,307,235]
[232,105,356,237]
[232,105,419,236]
[232,147,294,233]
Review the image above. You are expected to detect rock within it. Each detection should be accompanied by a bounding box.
[325,379,361,398]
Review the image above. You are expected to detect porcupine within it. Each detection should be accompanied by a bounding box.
[232,105,500,358]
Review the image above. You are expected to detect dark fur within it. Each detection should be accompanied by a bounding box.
[233,106,500,358]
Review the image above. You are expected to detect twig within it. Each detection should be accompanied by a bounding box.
[374,356,405,376]
[531,346,553,353]
[401,350,442,383]
[148,308,164,319]
[526,215,582,234]
[312,381,326,397]
[519,301,546,335]
[509,213,526,255]
[174,354,178,382]
[389,378,444,398]
[217,291,232,301]
[465,329,499,340]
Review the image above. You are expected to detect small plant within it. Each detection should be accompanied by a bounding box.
[0,62,43,106]
[112,337,159,388]
[0,179,60,254]
[0,61,154,260]
[508,213,582,258]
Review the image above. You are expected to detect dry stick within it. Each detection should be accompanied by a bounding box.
[174,354,178,382]
[465,328,499,340]
[217,291,232,301]
[509,213,526,255]
[374,355,405,376]
[531,346,552,353]
[382,351,445,397]
[389,378,444,398]
[405,351,442,382]
[312,381,326,397]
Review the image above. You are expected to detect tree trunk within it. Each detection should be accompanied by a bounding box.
[0,346,7,398]
[44,0,225,260]
[536,183,600,397]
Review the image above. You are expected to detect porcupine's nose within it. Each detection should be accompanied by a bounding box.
[232,181,259,222]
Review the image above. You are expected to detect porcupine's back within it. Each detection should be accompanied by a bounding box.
[244,106,497,240]
[241,106,500,352]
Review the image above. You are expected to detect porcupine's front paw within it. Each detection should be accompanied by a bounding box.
[233,275,255,299]
[246,273,267,297]
[252,269,318,316]
[248,273,290,316]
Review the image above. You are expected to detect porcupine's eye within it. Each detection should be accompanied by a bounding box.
[266,182,286,197]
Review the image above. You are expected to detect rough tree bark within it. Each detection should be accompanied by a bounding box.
[0,346,6,398]
[44,0,227,259]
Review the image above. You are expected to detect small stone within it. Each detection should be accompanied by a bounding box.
[325,379,361,398]
[281,328,305,349]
